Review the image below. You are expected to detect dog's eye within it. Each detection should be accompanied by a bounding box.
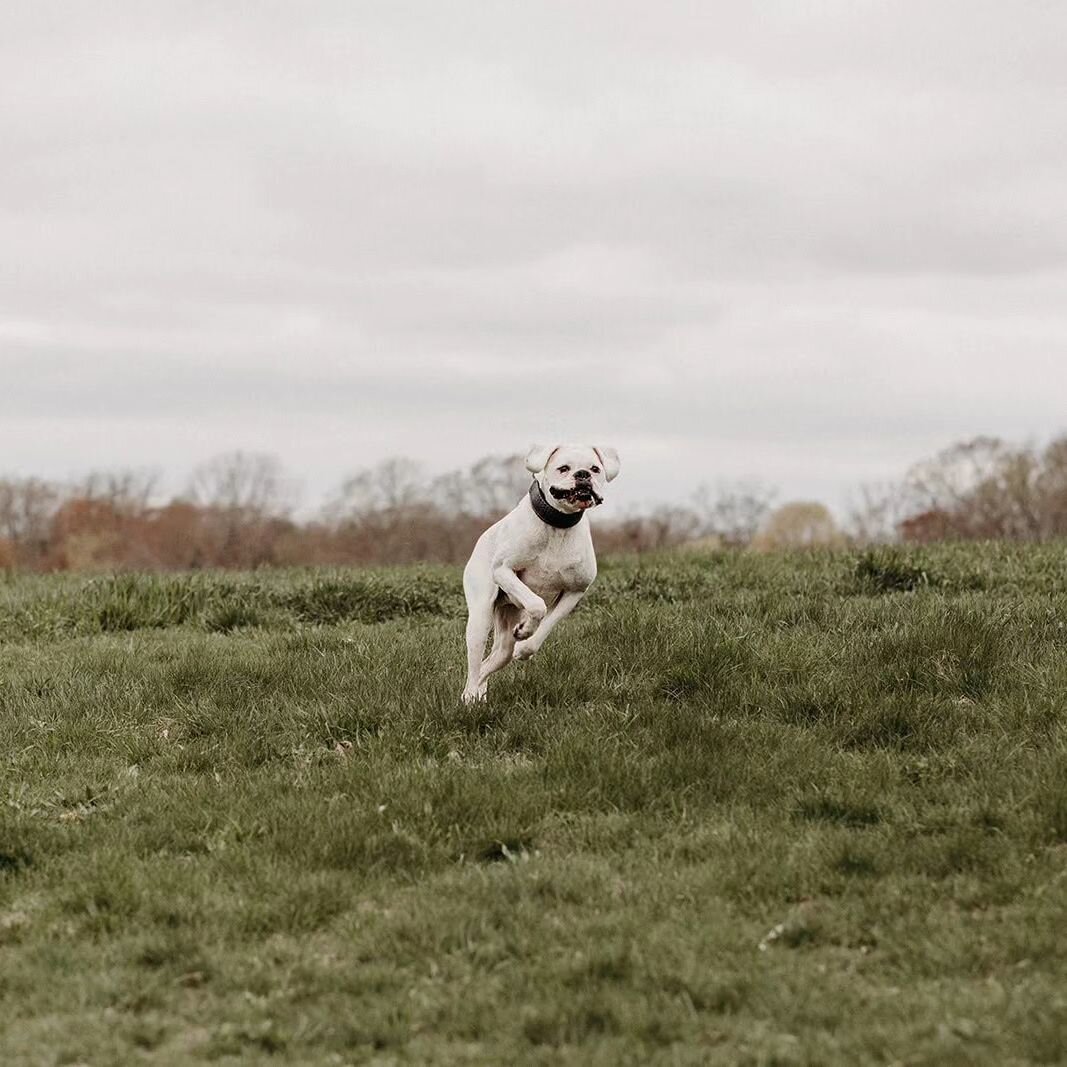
[590,465,600,474]
[558,465,570,473]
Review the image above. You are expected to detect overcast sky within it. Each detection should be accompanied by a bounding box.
[2,1,1065,516]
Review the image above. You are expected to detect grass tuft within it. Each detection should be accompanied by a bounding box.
[854,547,940,593]
[0,848,32,873]
[794,791,881,827]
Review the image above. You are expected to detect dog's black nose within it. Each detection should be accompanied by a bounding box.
[574,469,591,480]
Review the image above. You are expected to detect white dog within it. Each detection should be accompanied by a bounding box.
[461,443,620,703]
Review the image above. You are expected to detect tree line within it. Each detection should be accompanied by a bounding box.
[1,434,1064,572]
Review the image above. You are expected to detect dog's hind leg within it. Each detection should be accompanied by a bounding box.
[462,600,493,703]
[478,601,519,687]
[461,564,496,703]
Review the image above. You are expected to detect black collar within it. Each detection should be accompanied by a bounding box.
[529,480,584,529]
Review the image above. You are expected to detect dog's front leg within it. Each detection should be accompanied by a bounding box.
[492,566,547,640]
[512,589,585,661]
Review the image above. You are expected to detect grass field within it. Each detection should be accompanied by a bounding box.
[2,544,1067,1065]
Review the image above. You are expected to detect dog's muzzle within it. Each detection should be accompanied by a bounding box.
[550,481,603,509]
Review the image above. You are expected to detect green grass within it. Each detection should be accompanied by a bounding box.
[2,544,1067,1065]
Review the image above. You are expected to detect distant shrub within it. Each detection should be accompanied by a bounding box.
[0,568,463,639]
[1033,757,1067,845]
[654,622,751,705]
[86,574,211,632]
[794,791,881,828]
[278,573,460,624]
[202,602,270,633]
[601,565,717,604]
[0,847,32,873]
[854,549,939,593]
[843,706,921,751]
[831,842,881,878]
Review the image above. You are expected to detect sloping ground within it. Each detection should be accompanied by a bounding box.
[0,566,466,641]
[1,545,1066,1065]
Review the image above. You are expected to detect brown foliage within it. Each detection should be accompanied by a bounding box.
[0,477,61,569]
[0,451,772,571]
[2,432,1064,572]
[887,435,1067,543]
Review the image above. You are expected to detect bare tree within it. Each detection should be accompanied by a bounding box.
[462,453,529,516]
[1036,435,1067,537]
[898,437,1044,541]
[904,437,1010,510]
[76,468,159,514]
[846,481,908,544]
[0,477,63,568]
[187,452,293,567]
[429,454,528,517]
[691,480,777,547]
[322,458,439,564]
[593,506,703,554]
[325,458,426,519]
[189,452,289,515]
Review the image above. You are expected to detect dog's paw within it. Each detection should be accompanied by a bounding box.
[512,640,536,662]
[461,686,487,705]
[513,612,542,641]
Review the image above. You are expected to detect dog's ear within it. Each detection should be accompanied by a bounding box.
[525,444,557,474]
[593,446,620,482]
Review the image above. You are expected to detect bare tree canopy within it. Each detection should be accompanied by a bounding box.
[889,435,1067,543]
[691,481,777,547]
[188,452,291,517]
[3,432,1067,572]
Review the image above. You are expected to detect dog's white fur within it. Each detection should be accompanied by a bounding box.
[461,443,620,703]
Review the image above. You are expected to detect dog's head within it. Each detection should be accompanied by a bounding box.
[525,443,620,514]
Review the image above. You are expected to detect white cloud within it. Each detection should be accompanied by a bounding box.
[1,1,1065,513]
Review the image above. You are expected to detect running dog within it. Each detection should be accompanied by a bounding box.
[461,443,620,703]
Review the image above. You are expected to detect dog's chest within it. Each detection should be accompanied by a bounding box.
[517,533,595,596]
